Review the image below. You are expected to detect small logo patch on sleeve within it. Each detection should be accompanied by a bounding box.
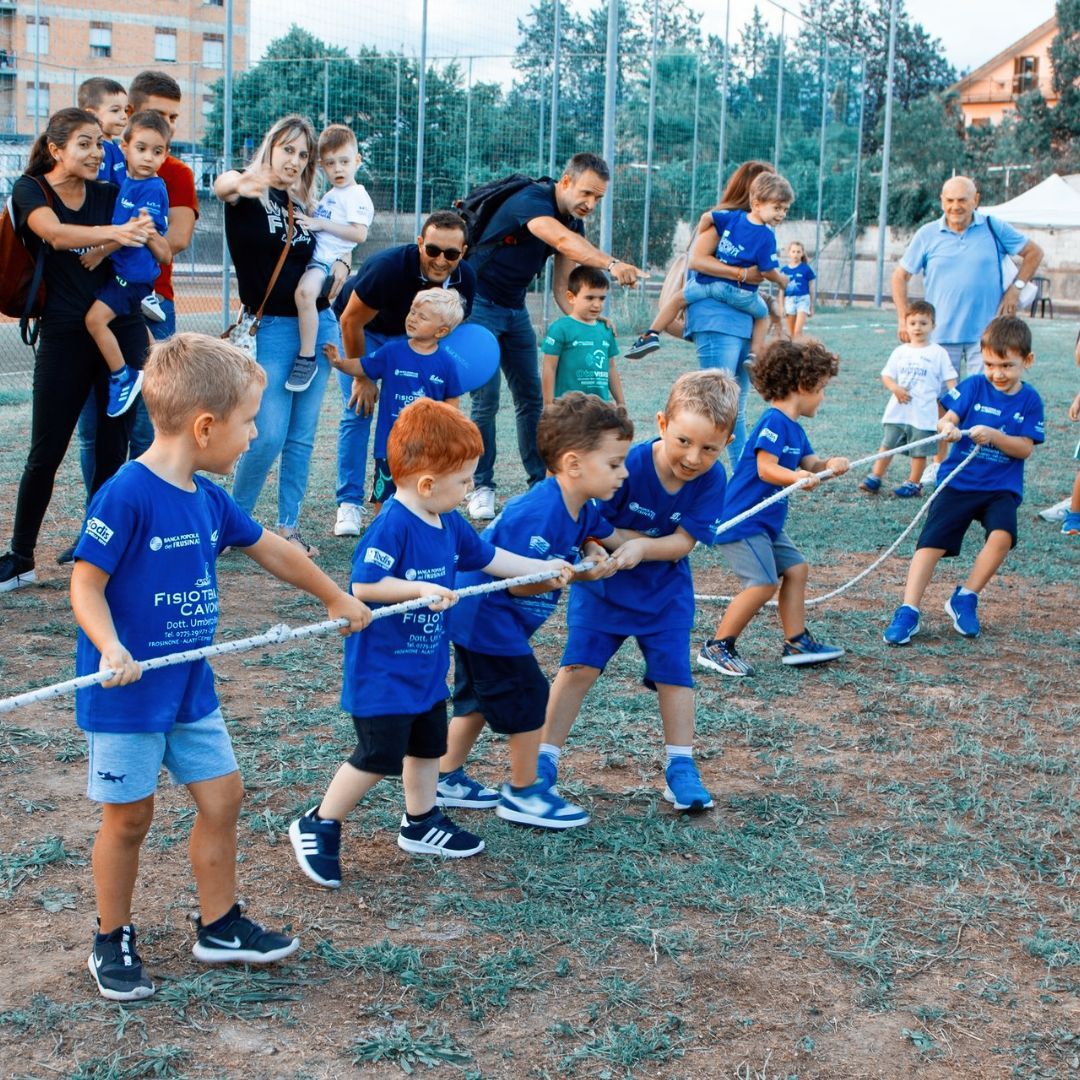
[363,547,395,571]
[85,517,114,546]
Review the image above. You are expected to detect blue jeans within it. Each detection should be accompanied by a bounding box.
[335,329,382,506]
[232,308,336,528]
[691,330,750,465]
[77,303,169,490]
[467,296,545,489]
[684,278,767,320]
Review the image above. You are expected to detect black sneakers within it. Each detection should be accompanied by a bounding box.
[192,903,299,964]
[0,551,36,592]
[87,923,155,1001]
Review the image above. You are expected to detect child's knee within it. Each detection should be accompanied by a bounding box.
[782,561,809,584]
[560,664,601,687]
[295,277,321,304]
[102,796,155,842]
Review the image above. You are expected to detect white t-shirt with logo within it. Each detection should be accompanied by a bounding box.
[312,182,375,264]
[880,342,958,430]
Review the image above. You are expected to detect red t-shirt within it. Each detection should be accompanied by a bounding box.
[153,155,199,301]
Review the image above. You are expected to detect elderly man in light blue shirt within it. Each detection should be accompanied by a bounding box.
[891,176,1043,378]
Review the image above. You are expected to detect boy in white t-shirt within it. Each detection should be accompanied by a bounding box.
[860,300,957,498]
[286,125,375,392]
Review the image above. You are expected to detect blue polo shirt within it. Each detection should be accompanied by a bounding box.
[900,211,1027,345]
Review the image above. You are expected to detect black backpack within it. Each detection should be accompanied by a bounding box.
[453,173,554,264]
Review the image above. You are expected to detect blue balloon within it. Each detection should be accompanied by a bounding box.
[441,322,500,393]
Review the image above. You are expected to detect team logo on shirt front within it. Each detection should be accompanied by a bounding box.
[529,535,551,555]
[628,501,655,520]
[86,517,114,547]
[973,403,1002,417]
[364,547,395,571]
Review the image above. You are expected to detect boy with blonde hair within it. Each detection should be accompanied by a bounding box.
[71,333,371,1002]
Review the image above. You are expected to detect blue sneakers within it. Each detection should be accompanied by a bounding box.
[945,587,980,638]
[88,923,155,1001]
[892,481,923,498]
[436,768,500,809]
[105,366,143,418]
[781,630,844,666]
[859,474,882,493]
[289,808,342,888]
[663,758,714,812]
[883,605,920,645]
[192,903,299,965]
[495,780,589,829]
[536,752,558,790]
[1062,510,1080,535]
[397,810,484,858]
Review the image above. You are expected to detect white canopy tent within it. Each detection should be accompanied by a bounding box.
[981,173,1080,228]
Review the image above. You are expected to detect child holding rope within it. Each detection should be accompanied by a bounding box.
[538,370,738,814]
[438,392,633,829]
[697,339,849,678]
[884,316,1044,644]
[71,334,372,1002]
[289,400,573,888]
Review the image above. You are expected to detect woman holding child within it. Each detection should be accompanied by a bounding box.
[214,114,340,556]
[0,108,155,592]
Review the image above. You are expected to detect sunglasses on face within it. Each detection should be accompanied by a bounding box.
[422,243,463,261]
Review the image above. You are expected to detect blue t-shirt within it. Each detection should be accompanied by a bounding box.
[782,262,816,298]
[899,212,1027,345]
[938,375,1044,500]
[362,337,466,459]
[719,408,814,542]
[450,477,613,656]
[96,140,126,185]
[692,210,779,290]
[470,182,584,309]
[110,175,169,285]
[342,499,496,717]
[568,439,726,635]
[73,463,263,734]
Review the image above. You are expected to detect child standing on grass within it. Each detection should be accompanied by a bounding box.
[697,339,849,679]
[438,392,633,829]
[884,316,1044,644]
[625,172,793,362]
[78,77,127,186]
[540,265,625,407]
[83,111,172,419]
[324,288,465,512]
[288,400,573,888]
[537,370,738,814]
[860,300,958,499]
[1059,332,1080,536]
[780,241,815,338]
[286,124,374,392]
[71,334,371,1002]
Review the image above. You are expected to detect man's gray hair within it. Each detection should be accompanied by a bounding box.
[563,152,610,182]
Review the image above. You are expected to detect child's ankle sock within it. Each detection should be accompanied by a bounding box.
[405,806,439,825]
[538,743,561,763]
[110,364,129,383]
[719,636,738,650]
[665,744,693,767]
[956,586,976,597]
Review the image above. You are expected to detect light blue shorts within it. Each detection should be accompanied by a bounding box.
[784,294,811,315]
[85,708,238,804]
[717,530,806,589]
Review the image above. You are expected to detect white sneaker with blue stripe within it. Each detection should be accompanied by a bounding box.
[436,768,500,809]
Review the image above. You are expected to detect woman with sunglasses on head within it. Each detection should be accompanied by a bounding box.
[214,114,340,556]
[326,211,476,538]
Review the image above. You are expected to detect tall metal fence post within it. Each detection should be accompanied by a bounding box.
[875,0,898,307]
[322,60,330,128]
[814,37,829,268]
[542,0,562,328]
[392,54,402,243]
[716,0,731,201]
[690,52,701,216]
[413,0,429,236]
[33,0,41,136]
[464,56,473,192]
[773,12,785,170]
[849,58,867,305]
[221,0,235,331]
[600,0,618,260]
[641,0,660,270]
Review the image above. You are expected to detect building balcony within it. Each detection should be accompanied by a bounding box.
[0,51,15,75]
[958,77,1057,105]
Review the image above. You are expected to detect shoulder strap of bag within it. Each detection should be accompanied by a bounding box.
[20,176,56,348]
[249,198,295,331]
[984,214,1005,294]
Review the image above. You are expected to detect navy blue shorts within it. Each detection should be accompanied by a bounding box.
[916,488,1019,558]
[95,275,153,318]
[560,625,693,690]
[452,645,548,734]
[348,699,447,775]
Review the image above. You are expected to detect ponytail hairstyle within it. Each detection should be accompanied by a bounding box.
[24,108,100,178]
[248,114,318,211]
[787,241,809,265]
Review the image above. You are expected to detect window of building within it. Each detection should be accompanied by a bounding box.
[155,28,177,63]
[26,15,49,56]
[90,23,112,60]
[205,0,224,6]
[971,117,991,129]
[202,34,224,68]
[26,80,49,117]
[202,93,215,116]
[1012,55,1038,95]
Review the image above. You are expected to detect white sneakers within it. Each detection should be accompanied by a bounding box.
[334,502,366,537]
[467,486,496,522]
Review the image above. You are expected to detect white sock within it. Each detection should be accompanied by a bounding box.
[539,743,561,762]
[665,744,693,766]
[957,586,976,597]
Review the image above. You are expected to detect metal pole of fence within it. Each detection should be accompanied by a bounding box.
[600,0,618,259]
[848,57,867,305]
[190,61,198,283]
[322,60,330,128]
[393,54,402,243]
[814,37,828,268]
[537,69,545,178]
[413,0,429,237]
[641,0,660,270]
[221,0,235,331]
[690,52,701,216]
[464,56,473,192]
[716,0,731,201]
[874,0,898,307]
[773,12,785,170]
[33,0,41,136]
[542,0,562,330]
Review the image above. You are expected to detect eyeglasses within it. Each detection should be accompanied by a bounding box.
[422,243,463,262]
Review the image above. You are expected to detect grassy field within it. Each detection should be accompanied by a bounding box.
[0,305,1076,1079]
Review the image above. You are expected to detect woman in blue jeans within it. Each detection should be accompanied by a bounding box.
[214,115,338,556]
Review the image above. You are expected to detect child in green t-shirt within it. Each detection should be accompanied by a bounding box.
[541,266,625,407]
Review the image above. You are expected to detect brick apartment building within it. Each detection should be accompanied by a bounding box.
[0,0,248,145]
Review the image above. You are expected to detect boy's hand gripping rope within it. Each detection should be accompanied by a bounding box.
[0,561,592,716]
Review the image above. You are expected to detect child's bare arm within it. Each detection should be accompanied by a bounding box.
[70,562,142,687]
[296,214,368,245]
[937,410,963,440]
[607,357,626,407]
[352,576,457,610]
[608,528,696,571]
[800,452,850,477]
[243,532,371,633]
[321,342,365,379]
[541,354,558,406]
[881,375,911,403]
[763,268,788,290]
[1069,391,1080,423]
[966,428,1035,459]
[489,549,574,596]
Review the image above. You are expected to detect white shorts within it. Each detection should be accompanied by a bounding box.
[784,294,811,315]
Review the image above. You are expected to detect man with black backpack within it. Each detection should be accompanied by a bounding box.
[459,152,642,521]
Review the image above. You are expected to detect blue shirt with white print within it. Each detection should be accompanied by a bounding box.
[96,139,127,185]
[342,498,496,717]
[450,477,613,656]
[938,375,1044,500]
[691,209,780,291]
[719,407,814,542]
[567,439,726,635]
[73,462,263,733]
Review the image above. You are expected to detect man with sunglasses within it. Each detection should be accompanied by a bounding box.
[329,211,476,537]
[465,152,642,522]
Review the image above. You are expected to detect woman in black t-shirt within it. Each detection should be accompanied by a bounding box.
[0,108,157,591]
[215,114,341,557]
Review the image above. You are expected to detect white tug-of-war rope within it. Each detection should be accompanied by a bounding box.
[0,431,978,716]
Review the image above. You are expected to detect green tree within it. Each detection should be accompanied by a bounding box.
[1048,0,1080,155]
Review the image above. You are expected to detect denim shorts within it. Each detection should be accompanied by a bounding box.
[716,530,806,588]
[882,423,937,459]
[85,708,238,804]
[784,294,811,315]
